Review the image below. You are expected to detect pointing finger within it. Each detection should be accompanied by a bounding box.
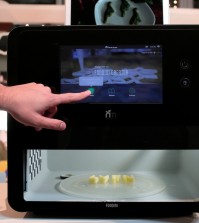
[54,90,91,105]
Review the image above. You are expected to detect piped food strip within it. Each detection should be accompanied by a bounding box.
[89,174,135,184]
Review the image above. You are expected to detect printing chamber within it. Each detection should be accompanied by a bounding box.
[24,149,199,203]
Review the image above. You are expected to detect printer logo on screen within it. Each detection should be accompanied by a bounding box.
[105,110,116,119]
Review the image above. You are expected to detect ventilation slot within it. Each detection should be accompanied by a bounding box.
[28,150,42,181]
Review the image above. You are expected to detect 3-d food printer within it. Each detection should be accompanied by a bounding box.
[7,25,199,218]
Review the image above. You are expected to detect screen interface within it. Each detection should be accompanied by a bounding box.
[70,0,164,25]
[60,45,163,104]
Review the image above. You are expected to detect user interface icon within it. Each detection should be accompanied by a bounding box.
[88,87,95,95]
[129,87,136,96]
[108,88,115,96]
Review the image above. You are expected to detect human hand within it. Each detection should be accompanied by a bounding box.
[1,83,91,131]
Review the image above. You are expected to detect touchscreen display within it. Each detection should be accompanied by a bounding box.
[60,45,163,104]
[69,0,166,25]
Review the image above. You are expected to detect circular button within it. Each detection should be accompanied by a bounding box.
[180,59,190,70]
[180,78,190,88]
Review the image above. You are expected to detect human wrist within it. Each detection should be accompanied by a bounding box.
[0,84,9,111]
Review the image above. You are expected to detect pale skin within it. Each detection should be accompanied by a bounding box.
[0,83,91,131]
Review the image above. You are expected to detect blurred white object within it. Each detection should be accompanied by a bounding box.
[0,110,7,131]
[0,0,9,5]
[0,3,65,24]
[170,8,199,24]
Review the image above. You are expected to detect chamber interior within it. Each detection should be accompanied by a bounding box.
[24,150,199,202]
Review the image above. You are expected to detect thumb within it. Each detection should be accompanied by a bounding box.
[35,116,66,131]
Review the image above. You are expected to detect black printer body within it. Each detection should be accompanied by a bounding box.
[7,25,199,218]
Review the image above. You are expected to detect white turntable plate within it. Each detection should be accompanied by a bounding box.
[59,173,166,200]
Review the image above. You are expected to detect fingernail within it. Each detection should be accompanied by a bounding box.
[87,90,91,95]
[35,127,42,131]
[59,122,66,130]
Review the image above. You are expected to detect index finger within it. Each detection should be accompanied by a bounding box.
[54,90,91,105]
